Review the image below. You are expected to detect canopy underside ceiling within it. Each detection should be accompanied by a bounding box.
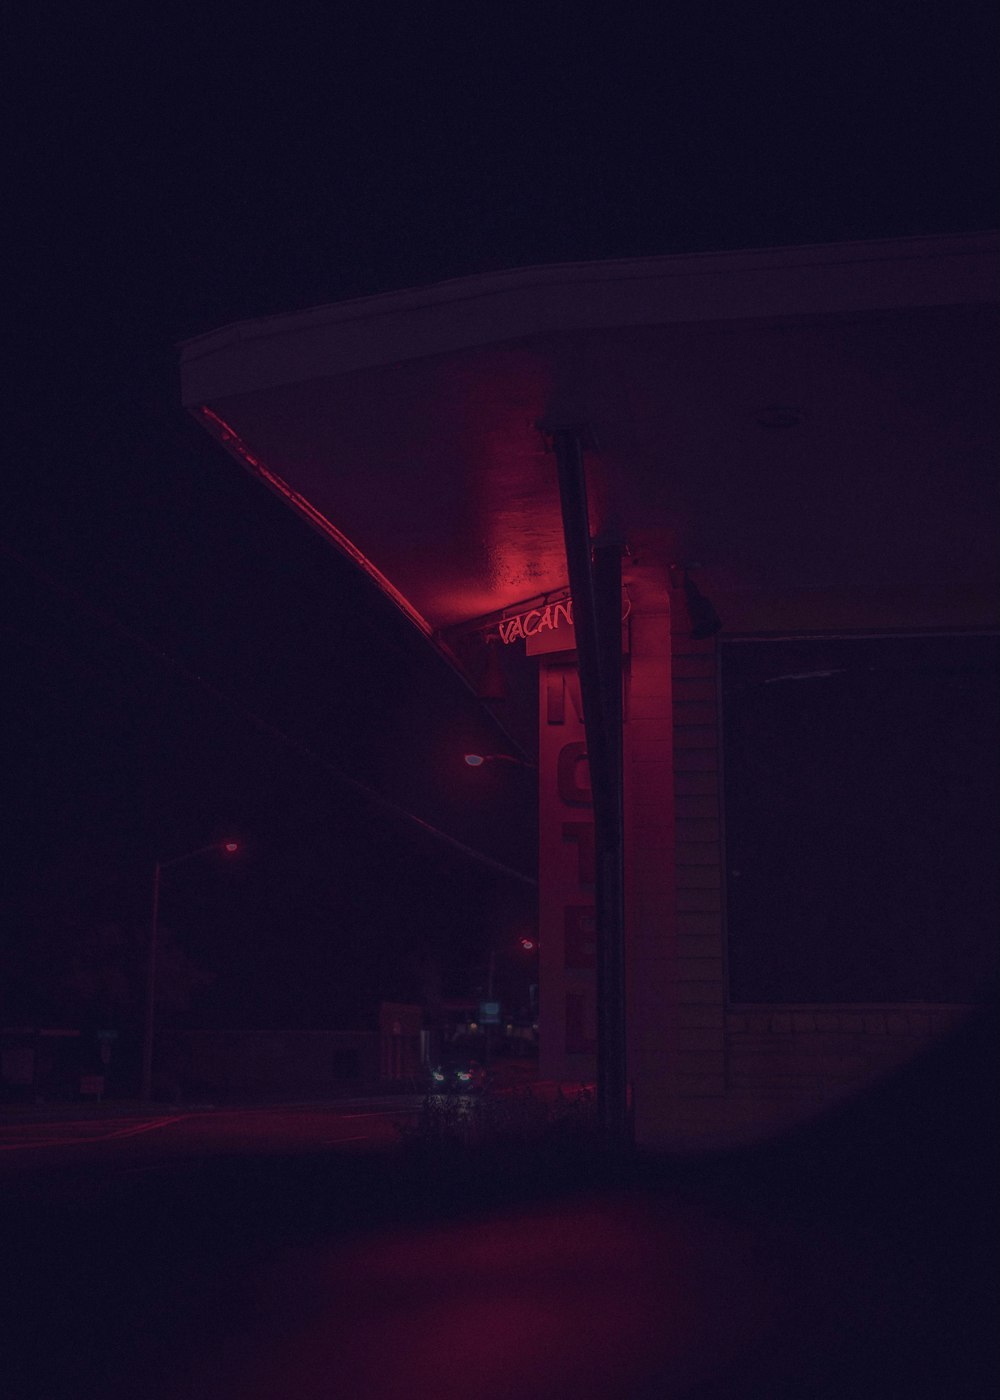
[182,238,999,640]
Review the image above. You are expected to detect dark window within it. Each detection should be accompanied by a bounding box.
[722,635,998,1003]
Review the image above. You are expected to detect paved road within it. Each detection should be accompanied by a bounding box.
[0,1096,422,1192]
[0,1005,995,1400]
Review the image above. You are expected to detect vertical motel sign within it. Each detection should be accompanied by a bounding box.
[524,595,628,1075]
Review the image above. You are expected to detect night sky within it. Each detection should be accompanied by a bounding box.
[6,6,997,1035]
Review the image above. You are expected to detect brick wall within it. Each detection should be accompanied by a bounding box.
[670,595,727,1101]
[726,1003,969,1100]
[625,567,676,1108]
[647,586,975,1146]
[543,566,977,1148]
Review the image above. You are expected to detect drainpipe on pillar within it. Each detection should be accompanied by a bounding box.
[548,426,630,1150]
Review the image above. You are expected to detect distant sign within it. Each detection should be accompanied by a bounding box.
[478,1001,501,1025]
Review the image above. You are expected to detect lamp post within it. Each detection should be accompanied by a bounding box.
[465,754,539,1056]
[140,840,239,1103]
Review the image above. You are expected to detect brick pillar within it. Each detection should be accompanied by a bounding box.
[623,561,676,1140]
[536,559,729,1142]
[627,564,727,1145]
[670,620,727,1106]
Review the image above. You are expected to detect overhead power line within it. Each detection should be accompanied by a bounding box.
[3,543,537,887]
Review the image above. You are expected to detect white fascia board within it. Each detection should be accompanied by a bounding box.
[180,233,998,406]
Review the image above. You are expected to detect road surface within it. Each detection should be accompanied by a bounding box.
[0,1005,996,1400]
[0,1096,421,1190]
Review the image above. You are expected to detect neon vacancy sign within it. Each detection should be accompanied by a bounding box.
[496,593,629,645]
[498,599,574,644]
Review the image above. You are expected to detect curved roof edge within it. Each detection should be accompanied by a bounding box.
[180,232,999,405]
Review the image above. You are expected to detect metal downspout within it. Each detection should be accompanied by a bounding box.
[550,428,630,1148]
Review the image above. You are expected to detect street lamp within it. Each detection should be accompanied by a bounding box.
[464,752,536,769]
[140,839,239,1103]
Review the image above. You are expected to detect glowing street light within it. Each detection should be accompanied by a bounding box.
[464,752,535,769]
[140,839,239,1103]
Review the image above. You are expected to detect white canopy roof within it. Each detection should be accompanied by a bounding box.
[181,233,999,641]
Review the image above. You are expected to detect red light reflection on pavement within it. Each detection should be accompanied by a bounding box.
[0,1114,192,1152]
[190,1193,780,1400]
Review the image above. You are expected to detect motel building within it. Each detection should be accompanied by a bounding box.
[181,233,998,1149]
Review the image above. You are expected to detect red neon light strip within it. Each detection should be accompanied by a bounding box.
[197,405,434,639]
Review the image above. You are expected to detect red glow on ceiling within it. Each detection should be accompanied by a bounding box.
[197,405,435,641]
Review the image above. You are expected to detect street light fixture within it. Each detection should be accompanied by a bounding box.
[140,839,239,1103]
[464,752,536,769]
